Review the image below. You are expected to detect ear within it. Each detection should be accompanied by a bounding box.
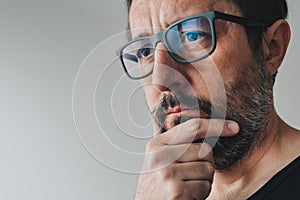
[263,20,291,76]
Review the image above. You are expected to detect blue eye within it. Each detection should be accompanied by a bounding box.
[183,31,208,42]
[137,47,153,59]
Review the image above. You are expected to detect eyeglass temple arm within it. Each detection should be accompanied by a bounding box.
[214,11,271,28]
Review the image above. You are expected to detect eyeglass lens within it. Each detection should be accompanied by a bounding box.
[121,16,213,79]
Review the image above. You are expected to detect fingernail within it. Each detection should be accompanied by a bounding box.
[227,121,239,133]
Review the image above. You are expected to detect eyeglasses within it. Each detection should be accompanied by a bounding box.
[116,11,270,80]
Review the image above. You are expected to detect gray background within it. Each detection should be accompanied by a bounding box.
[0,0,299,199]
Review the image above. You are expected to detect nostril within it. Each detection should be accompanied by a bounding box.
[161,94,168,110]
[170,96,177,108]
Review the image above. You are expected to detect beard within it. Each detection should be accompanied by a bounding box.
[151,54,274,170]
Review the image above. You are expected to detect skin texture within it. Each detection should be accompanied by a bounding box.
[128,0,300,199]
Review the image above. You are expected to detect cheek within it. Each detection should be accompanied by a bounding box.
[186,60,228,105]
[184,28,254,105]
[186,67,212,97]
[211,29,253,85]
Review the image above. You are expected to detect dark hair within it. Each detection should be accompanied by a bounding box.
[231,0,288,50]
[125,0,288,83]
[231,0,288,84]
[126,0,287,48]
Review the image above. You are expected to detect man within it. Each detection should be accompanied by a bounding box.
[117,0,300,199]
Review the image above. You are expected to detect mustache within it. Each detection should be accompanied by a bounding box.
[150,92,212,133]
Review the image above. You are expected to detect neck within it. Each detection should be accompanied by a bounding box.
[210,110,299,199]
[217,111,280,182]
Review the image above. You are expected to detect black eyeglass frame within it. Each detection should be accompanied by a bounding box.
[116,10,271,80]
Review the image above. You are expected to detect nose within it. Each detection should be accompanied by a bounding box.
[151,43,191,92]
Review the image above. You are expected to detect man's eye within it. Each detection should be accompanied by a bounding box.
[183,31,207,42]
[137,47,153,59]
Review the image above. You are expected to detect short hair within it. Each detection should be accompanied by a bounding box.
[125,0,288,83]
[231,0,288,51]
[231,0,288,84]
[125,0,287,49]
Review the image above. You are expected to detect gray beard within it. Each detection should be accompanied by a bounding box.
[152,56,274,170]
[209,62,273,170]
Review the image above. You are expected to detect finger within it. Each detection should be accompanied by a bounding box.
[184,180,212,200]
[172,161,215,181]
[143,142,212,170]
[175,142,213,163]
[157,118,239,145]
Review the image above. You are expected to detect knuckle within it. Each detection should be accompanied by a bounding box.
[145,139,176,169]
[146,137,164,152]
[160,165,177,180]
[145,151,163,168]
[168,181,184,200]
[144,142,165,168]
[200,180,212,198]
[145,139,157,152]
[204,162,215,178]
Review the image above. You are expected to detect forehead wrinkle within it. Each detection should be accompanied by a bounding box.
[158,0,216,27]
[130,0,154,38]
[129,0,241,39]
[130,0,151,29]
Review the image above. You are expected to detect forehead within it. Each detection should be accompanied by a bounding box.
[129,0,238,37]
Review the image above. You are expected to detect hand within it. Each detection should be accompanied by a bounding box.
[135,119,239,200]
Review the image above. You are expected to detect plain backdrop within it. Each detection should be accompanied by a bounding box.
[0,0,299,199]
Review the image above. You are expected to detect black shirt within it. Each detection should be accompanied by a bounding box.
[248,156,300,200]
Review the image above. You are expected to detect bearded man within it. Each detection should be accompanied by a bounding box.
[116,0,300,199]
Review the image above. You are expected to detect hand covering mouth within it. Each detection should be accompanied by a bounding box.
[151,92,212,133]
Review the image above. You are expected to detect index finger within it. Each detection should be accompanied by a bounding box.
[156,118,239,145]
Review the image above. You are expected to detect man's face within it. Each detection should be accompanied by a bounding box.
[129,0,274,169]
